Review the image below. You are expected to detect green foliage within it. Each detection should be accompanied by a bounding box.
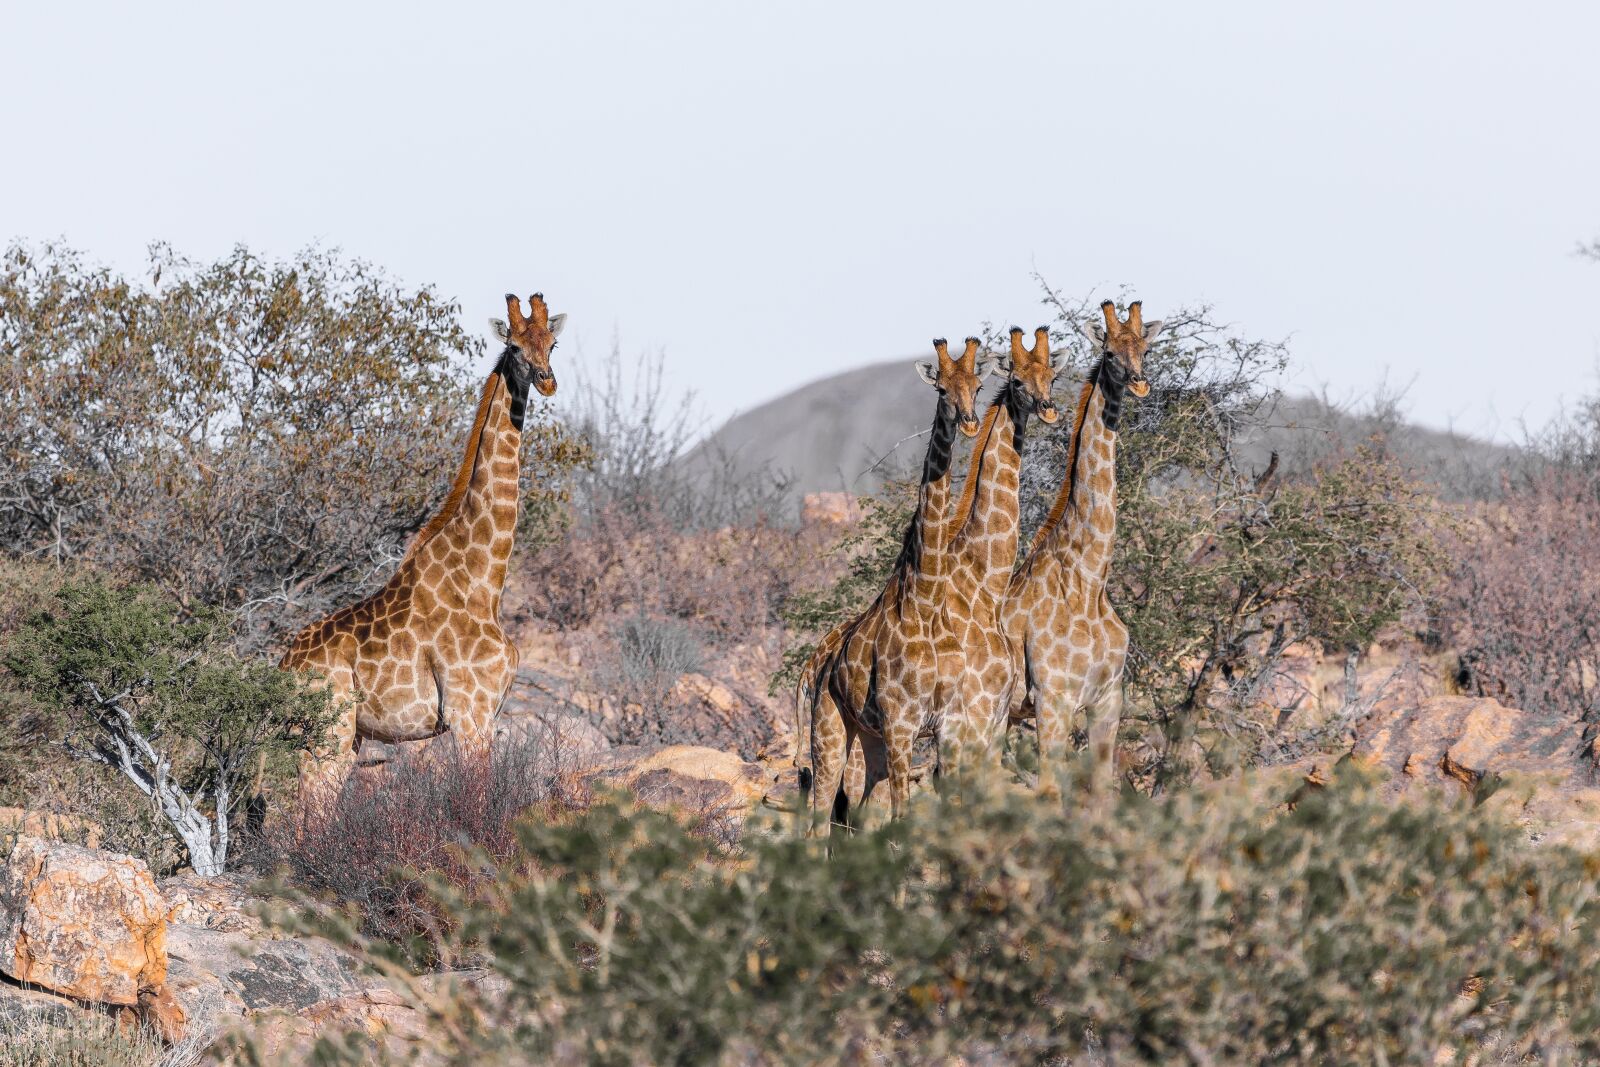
[0,241,587,652]
[254,773,1600,1066]
[770,483,915,695]
[0,575,333,872]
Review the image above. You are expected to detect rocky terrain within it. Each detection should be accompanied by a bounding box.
[4,616,1598,1062]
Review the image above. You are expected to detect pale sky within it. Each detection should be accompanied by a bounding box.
[3,1,1596,440]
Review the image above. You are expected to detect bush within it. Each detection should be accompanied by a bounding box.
[264,728,587,963]
[0,1013,173,1067]
[522,340,807,643]
[252,770,1600,1066]
[1446,468,1600,735]
[607,613,703,703]
[0,242,585,653]
[0,576,333,874]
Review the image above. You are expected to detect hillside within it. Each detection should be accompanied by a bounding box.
[688,358,1518,508]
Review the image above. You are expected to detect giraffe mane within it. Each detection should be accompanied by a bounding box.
[1026,373,1098,553]
[403,359,507,562]
[949,396,1005,538]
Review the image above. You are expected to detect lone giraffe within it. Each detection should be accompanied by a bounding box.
[281,293,566,795]
[798,338,993,830]
[936,326,1064,782]
[1002,299,1163,800]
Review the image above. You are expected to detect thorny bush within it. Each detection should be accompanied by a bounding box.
[246,769,1600,1066]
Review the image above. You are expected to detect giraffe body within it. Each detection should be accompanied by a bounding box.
[798,340,990,830]
[282,294,565,795]
[1002,300,1163,799]
[937,327,1063,780]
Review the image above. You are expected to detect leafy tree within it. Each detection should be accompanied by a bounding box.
[0,242,585,652]
[1,576,333,874]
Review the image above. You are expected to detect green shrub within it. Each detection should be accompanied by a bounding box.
[253,770,1600,1066]
[0,575,333,874]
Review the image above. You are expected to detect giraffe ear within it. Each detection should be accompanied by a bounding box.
[991,355,1014,380]
[976,354,1000,381]
[1079,318,1107,348]
[489,318,511,343]
[914,360,939,386]
[549,313,568,338]
[1141,319,1166,343]
[1049,348,1070,371]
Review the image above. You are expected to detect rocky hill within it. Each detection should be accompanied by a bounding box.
[687,358,1518,510]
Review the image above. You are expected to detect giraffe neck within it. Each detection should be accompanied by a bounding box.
[1032,353,1125,585]
[404,351,531,615]
[951,379,1029,596]
[894,394,959,592]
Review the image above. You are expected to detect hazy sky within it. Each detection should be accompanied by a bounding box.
[3,2,1596,439]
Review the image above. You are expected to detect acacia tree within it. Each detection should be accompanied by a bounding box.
[1,577,333,874]
[0,242,584,652]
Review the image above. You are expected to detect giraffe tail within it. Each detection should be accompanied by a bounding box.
[794,670,815,799]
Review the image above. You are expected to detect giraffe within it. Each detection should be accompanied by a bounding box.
[935,326,1065,785]
[797,338,993,831]
[281,292,566,795]
[1001,299,1164,801]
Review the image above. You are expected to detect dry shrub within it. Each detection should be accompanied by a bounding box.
[528,508,812,643]
[1446,468,1600,735]
[263,726,589,961]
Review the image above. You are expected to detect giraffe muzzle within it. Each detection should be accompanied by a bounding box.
[959,415,981,437]
[533,370,557,397]
[1037,400,1059,424]
[1129,374,1150,399]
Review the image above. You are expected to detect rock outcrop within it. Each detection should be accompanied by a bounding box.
[0,836,169,1006]
[586,744,772,819]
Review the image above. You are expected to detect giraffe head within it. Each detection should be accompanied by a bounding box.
[489,293,567,397]
[1080,300,1164,399]
[998,326,1067,424]
[915,337,995,437]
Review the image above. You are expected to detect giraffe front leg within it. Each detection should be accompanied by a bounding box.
[440,645,515,763]
[1083,683,1125,804]
[298,664,360,804]
[1034,688,1075,804]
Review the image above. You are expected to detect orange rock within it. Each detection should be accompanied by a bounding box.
[801,491,861,525]
[0,808,103,849]
[0,836,169,1005]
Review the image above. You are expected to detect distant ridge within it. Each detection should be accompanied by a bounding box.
[688,359,1515,512]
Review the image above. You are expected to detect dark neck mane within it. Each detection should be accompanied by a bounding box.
[1027,353,1124,553]
[402,352,527,562]
[890,394,956,580]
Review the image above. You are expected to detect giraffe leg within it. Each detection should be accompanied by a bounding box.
[937,676,987,803]
[298,663,360,803]
[1083,684,1125,803]
[1034,689,1074,804]
[842,736,868,808]
[806,688,849,838]
[440,644,514,764]
[846,732,892,831]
